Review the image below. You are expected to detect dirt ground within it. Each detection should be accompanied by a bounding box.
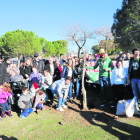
[44,83,140,140]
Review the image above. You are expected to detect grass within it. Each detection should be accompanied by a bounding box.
[0,104,140,140]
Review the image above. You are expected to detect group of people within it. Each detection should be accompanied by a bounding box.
[0,48,140,121]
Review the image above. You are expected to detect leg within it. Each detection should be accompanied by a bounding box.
[131,79,139,103]
[76,79,80,97]
[68,82,73,99]
[0,103,6,118]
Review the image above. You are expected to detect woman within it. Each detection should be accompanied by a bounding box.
[61,58,74,104]
[111,60,127,107]
[53,59,62,82]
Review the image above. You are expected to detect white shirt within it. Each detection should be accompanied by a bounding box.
[50,64,54,75]
[68,67,72,77]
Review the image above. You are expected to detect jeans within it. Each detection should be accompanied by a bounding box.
[131,79,140,103]
[68,82,73,99]
[52,88,67,108]
[99,77,111,101]
[76,79,81,97]
[21,108,33,117]
[0,102,10,112]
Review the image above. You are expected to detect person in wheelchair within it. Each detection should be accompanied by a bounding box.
[0,82,13,118]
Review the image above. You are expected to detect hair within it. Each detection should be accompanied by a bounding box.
[2,82,11,92]
[36,89,44,95]
[81,52,84,54]
[32,66,37,70]
[44,68,50,73]
[60,54,63,56]
[116,60,123,68]
[22,87,28,92]
[132,49,139,54]
[68,58,74,70]
[25,58,33,67]
[88,54,91,56]
[66,76,72,81]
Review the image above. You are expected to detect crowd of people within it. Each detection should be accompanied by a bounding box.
[0,48,140,121]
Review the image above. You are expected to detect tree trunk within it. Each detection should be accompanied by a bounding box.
[81,47,88,110]
[18,57,20,68]
[78,47,81,58]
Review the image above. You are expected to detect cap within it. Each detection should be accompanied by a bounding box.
[34,53,39,57]
[99,49,105,54]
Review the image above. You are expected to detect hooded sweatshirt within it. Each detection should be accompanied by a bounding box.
[111,66,127,85]
[87,57,114,77]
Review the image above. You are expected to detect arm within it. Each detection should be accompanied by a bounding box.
[107,60,114,71]
[111,69,115,85]
[18,97,24,109]
[120,68,127,79]
[87,60,99,70]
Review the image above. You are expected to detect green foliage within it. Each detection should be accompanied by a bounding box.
[112,0,140,51]
[91,40,121,55]
[0,30,44,58]
[43,40,68,57]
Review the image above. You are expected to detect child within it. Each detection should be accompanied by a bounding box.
[29,82,39,98]
[18,87,33,119]
[32,89,46,114]
[29,66,40,88]
[0,82,13,118]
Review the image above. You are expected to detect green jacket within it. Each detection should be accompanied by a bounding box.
[87,57,114,77]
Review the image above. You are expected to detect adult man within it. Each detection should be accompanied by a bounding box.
[128,49,140,110]
[0,58,7,84]
[60,54,65,66]
[116,51,123,61]
[32,53,44,74]
[87,54,93,62]
[87,49,114,106]
[126,53,131,60]
[51,77,71,111]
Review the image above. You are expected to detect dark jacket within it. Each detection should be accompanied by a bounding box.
[20,65,32,79]
[44,63,61,81]
[0,62,8,84]
[32,59,44,74]
[3,62,11,82]
[128,57,140,80]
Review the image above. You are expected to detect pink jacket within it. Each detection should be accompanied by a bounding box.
[0,87,12,104]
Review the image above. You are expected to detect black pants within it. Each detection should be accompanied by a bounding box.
[46,89,53,101]
[112,84,125,101]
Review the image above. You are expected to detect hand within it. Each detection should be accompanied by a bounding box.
[105,68,108,71]
[118,74,121,77]
[63,95,66,99]
[74,79,76,82]
[25,74,29,78]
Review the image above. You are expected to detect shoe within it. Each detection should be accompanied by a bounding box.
[37,109,41,114]
[100,101,107,107]
[42,106,45,110]
[56,107,64,111]
[69,99,74,104]
[20,115,26,119]
[135,103,139,111]
[65,101,68,106]
[51,102,56,107]
[7,110,12,117]
[62,104,67,108]
[1,112,6,118]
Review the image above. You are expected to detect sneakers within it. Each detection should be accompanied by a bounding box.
[69,99,74,104]
[65,101,68,106]
[62,104,67,108]
[20,115,26,119]
[56,107,64,111]
[100,101,107,107]
[135,102,139,111]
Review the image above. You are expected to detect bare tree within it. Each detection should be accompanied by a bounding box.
[95,25,113,52]
[61,23,94,109]
[61,23,94,58]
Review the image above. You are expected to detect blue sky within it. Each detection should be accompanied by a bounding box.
[0,0,123,52]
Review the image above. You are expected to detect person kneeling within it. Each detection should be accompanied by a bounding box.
[51,77,71,111]
[18,87,33,119]
[32,89,46,114]
[0,82,13,118]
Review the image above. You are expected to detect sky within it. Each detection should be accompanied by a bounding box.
[0,0,123,53]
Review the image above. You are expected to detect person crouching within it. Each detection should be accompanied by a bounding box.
[18,87,33,119]
[32,89,46,114]
[51,77,71,111]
